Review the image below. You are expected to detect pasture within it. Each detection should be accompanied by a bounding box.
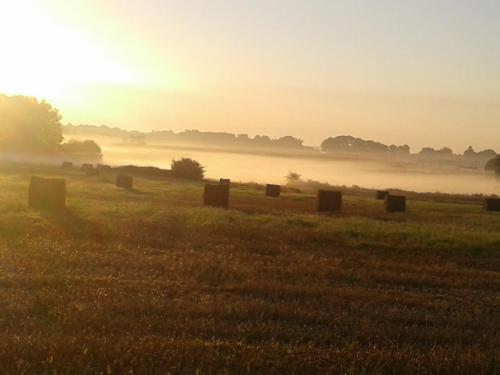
[0,163,498,374]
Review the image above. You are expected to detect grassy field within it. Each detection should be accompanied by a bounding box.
[0,163,499,374]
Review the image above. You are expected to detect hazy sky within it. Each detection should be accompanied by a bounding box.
[1,0,499,151]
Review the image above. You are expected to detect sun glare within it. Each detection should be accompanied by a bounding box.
[0,1,139,102]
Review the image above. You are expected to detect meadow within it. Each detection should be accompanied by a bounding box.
[0,163,499,374]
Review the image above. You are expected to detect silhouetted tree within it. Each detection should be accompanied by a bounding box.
[171,158,205,180]
[0,94,63,152]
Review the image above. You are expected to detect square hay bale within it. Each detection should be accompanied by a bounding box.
[28,176,66,210]
[376,190,389,200]
[220,178,230,185]
[116,175,133,189]
[266,184,281,197]
[62,161,73,169]
[204,184,230,208]
[385,195,406,212]
[484,198,500,212]
[81,163,94,171]
[316,190,342,213]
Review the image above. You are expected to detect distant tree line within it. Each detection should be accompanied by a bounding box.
[417,145,496,161]
[65,125,307,150]
[66,124,497,162]
[3,92,495,171]
[320,135,496,161]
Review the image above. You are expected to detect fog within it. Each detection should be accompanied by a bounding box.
[99,143,498,195]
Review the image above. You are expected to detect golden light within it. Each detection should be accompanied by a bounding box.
[0,1,140,102]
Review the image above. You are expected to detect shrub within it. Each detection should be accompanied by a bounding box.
[286,171,302,184]
[171,158,205,180]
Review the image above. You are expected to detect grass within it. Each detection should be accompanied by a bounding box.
[0,163,499,374]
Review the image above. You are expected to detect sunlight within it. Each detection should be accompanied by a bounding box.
[0,1,139,102]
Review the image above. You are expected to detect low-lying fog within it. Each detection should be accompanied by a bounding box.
[101,143,498,195]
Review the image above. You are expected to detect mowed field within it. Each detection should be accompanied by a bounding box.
[0,163,499,374]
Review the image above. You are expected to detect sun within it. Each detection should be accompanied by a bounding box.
[0,1,139,103]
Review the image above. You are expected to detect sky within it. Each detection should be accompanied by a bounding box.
[0,0,499,152]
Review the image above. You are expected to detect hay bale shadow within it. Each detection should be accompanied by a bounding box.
[125,188,154,196]
[104,179,153,195]
[39,208,96,237]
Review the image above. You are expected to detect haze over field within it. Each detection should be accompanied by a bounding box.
[1,0,500,151]
[101,142,498,195]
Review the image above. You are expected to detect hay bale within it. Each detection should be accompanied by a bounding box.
[484,198,500,212]
[220,178,230,185]
[62,161,73,169]
[385,195,406,212]
[116,175,133,189]
[266,184,281,197]
[376,190,389,200]
[81,163,93,171]
[316,190,342,212]
[28,176,66,210]
[204,184,229,208]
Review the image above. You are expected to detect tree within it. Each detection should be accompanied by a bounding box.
[388,144,410,155]
[485,156,500,173]
[0,94,63,152]
[477,149,497,160]
[464,146,497,160]
[60,139,102,157]
[418,147,437,156]
[438,147,453,155]
[321,135,388,154]
[170,158,205,180]
[463,146,476,158]
[274,136,304,148]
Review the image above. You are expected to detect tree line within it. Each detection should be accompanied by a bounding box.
[1,93,497,166]
[67,123,498,161]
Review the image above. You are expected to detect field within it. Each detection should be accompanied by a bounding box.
[0,163,499,374]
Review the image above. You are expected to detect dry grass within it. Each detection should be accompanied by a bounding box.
[0,163,499,374]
